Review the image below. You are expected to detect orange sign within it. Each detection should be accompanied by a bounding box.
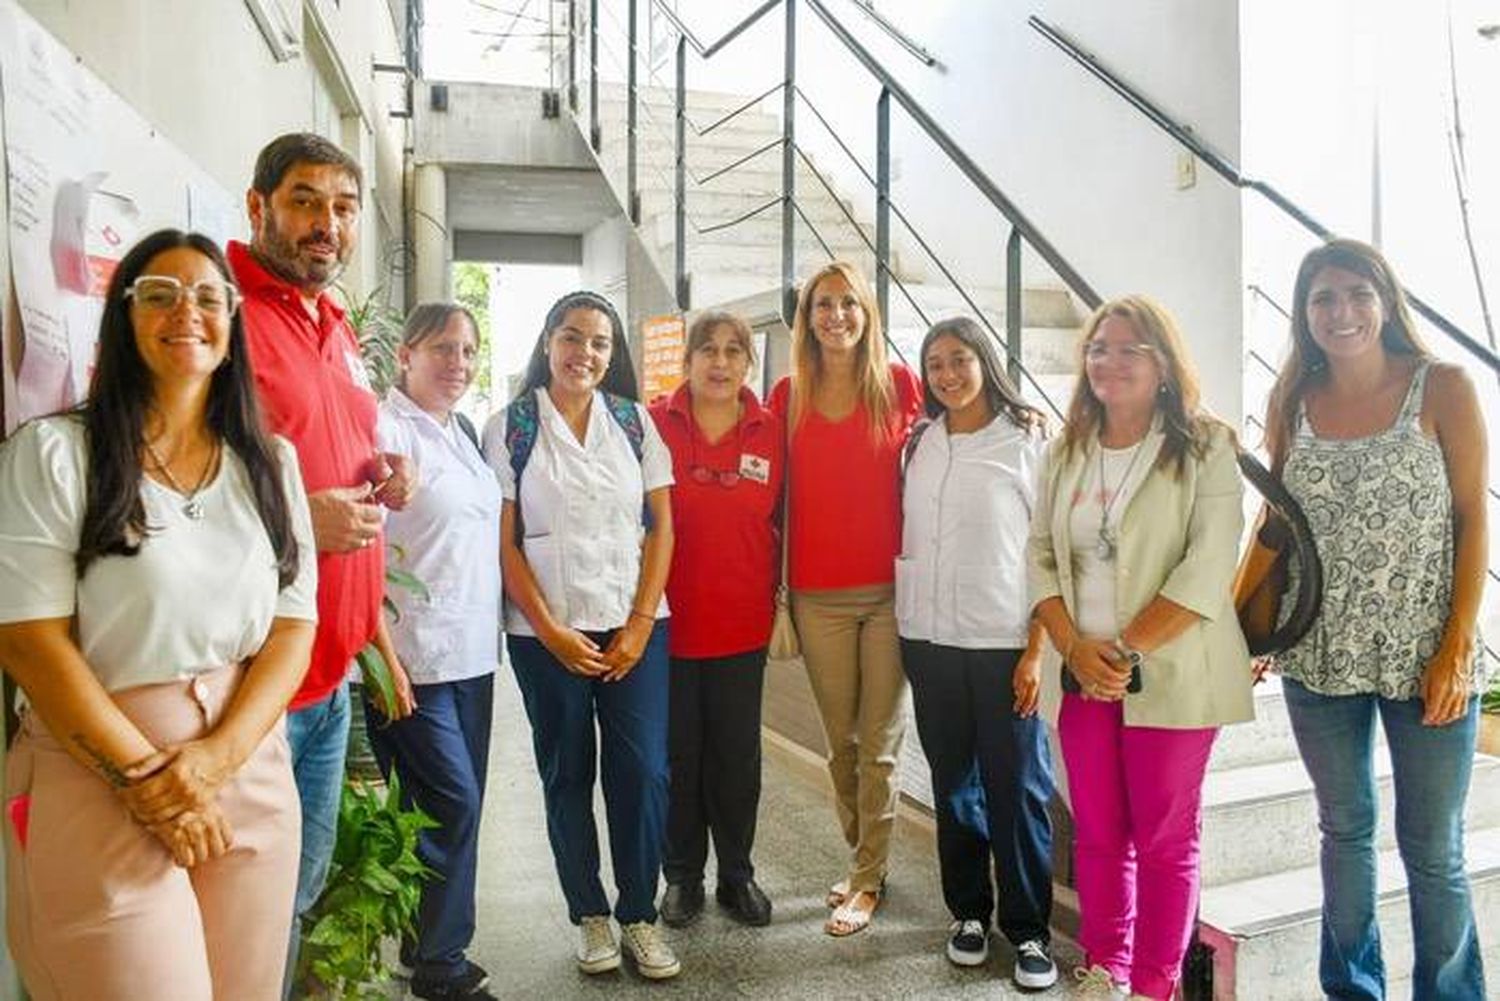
[641,313,686,402]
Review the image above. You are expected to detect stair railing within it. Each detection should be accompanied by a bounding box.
[1029,13,1500,379]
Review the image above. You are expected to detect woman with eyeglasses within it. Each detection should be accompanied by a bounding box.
[896,317,1057,990]
[364,303,500,1000]
[0,229,316,1000]
[648,311,783,931]
[1027,295,1252,1000]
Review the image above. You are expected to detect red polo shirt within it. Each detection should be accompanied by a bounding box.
[768,364,921,591]
[650,385,784,659]
[228,241,383,710]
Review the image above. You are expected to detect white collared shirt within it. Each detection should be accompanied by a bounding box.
[896,413,1044,649]
[377,389,502,684]
[482,387,674,636]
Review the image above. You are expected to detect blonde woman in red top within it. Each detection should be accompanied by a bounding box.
[768,260,923,936]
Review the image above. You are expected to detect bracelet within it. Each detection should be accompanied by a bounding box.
[628,609,655,624]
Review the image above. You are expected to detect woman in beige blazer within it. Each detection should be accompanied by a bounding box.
[1027,295,1252,1001]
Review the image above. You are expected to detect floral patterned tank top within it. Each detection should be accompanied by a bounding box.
[1275,361,1484,698]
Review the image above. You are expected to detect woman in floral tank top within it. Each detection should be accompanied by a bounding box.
[1263,239,1488,1001]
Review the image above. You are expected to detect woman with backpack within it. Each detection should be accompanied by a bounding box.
[480,291,679,981]
[896,317,1057,990]
[365,302,501,1000]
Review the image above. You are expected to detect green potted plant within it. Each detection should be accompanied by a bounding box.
[294,771,439,999]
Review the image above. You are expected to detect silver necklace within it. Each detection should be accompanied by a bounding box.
[144,436,221,520]
[1095,437,1146,562]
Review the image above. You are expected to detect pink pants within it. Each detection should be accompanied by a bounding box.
[1058,694,1216,1001]
[5,665,301,1001]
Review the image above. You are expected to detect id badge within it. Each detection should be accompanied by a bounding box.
[739,453,771,484]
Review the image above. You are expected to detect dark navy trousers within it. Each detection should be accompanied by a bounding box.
[900,640,1055,945]
[507,621,670,925]
[365,672,495,983]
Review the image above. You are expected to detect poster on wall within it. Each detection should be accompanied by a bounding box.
[641,313,686,403]
[0,0,239,432]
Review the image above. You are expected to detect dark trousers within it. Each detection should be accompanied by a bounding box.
[365,672,494,982]
[900,639,1055,944]
[507,622,670,925]
[663,647,767,887]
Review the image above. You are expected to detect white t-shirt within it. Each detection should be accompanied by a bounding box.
[896,414,1044,649]
[481,388,674,636]
[1069,432,1160,638]
[377,390,502,685]
[0,416,318,693]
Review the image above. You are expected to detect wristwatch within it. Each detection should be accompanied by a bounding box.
[1113,640,1144,671]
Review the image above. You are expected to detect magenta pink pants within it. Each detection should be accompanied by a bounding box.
[1058,694,1217,1000]
[4,665,300,1001]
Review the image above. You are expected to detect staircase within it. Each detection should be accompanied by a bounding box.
[589,84,1082,408]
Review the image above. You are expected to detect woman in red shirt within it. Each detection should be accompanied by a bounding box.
[650,311,784,931]
[768,261,923,936]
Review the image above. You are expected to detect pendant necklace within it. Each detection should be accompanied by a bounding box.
[144,435,221,520]
[1095,436,1145,562]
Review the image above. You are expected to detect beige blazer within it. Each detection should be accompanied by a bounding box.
[1027,422,1254,729]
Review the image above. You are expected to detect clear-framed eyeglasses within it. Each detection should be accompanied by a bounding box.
[1084,341,1156,364]
[125,275,242,316]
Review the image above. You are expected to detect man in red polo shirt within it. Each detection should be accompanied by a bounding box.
[227,133,415,993]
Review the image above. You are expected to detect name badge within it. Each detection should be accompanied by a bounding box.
[739,453,771,484]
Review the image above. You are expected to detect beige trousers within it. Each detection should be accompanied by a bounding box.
[5,664,300,1001]
[792,584,909,893]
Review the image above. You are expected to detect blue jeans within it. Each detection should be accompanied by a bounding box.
[1283,678,1486,1001]
[366,673,494,983]
[900,640,1054,945]
[507,623,670,925]
[282,682,351,996]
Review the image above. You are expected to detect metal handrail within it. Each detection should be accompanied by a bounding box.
[847,0,938,67]
[1029,13,1500,377]
[805,0,1101,309]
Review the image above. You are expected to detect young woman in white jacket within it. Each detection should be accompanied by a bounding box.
[896,316,1056,991]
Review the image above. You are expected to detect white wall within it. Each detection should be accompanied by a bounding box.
[16,0,410,303]
[593,0,1246,419]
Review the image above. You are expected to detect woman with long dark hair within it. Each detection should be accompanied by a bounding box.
[1262,239,1487,1001]
[0,229,316,1000]
[897,317,1057,989]
[481,291,679,980]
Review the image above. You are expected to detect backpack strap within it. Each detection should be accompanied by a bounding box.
[901,418,933,481]
[453,411,481,453]
[602,392,646,462]
[504,392,542,485]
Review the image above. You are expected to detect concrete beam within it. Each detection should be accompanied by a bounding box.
[414,81,594,170]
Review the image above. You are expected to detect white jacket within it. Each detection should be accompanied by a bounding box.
[896,413,1044,649]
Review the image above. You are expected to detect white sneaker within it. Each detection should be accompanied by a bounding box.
[576,915,621,974]
[619,920,682,980]
[946,919,989,966]
[1071,964,1127,998]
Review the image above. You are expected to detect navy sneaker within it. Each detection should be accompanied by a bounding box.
[410,960,498,1000]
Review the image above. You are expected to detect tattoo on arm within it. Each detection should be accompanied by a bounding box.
[72,733,130,788]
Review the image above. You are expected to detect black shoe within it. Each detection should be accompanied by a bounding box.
[660,880,705,927]
[410,960,498,1000]
[1013,938,1058,990]
[716,879,773,926]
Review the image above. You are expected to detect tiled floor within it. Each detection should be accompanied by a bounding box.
[413,668,1083,1000]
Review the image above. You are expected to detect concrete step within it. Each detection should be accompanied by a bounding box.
[1209,677,1303,773]
[1197,824,1500,1000]
[649,208,873,255]
[1198,750,1500,887]
[594,106,784,153]
[596,83,782,120]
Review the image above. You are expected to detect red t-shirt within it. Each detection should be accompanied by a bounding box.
[228,241,383,710]
[768,364,922,590]
[651,385,784,659]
